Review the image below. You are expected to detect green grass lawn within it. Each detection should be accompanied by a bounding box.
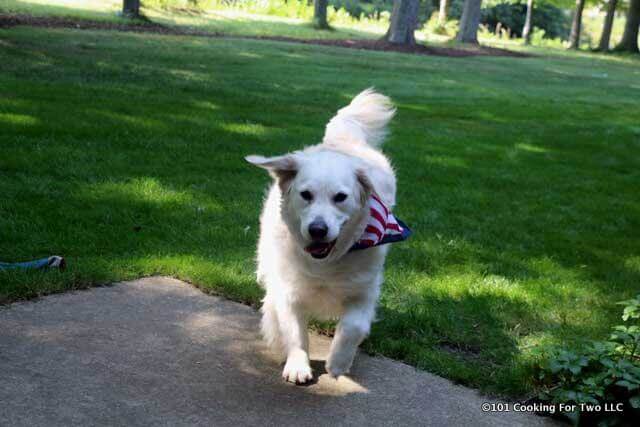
[1,21,640,397]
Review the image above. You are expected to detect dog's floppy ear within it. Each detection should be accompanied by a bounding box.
[356,169,373,206]
[245,154,298,192]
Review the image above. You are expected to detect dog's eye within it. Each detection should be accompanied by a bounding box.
[300,191,313,201]
[333,192,348,203]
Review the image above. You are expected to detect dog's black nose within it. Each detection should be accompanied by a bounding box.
[308,220,328,240]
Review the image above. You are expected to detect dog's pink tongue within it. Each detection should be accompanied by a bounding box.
[305,243,328,254]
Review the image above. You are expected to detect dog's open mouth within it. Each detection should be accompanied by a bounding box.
[304,240,336,259]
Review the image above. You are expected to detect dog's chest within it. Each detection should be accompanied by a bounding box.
[299,283,351,318]
[295,274,373,318]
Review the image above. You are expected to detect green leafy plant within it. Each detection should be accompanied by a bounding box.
[537,295,640,425]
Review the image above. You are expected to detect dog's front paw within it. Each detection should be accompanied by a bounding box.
[282,356,313,384]
[325,351,354,378]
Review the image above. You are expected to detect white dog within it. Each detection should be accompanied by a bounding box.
[246,89,409,384]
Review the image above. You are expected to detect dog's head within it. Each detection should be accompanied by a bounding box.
[246,149,372,261]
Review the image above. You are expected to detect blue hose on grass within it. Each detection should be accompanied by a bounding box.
[0,256,66,271]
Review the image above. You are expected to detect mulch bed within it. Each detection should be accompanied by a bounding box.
[266,37,530,58]
[0,13,530,58]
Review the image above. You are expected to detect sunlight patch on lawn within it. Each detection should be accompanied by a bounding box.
[477,274,518,291]
[5,0,119,13]
[474,110,505,122]
[545,67,579,78]
[525,256,591,286]
[624,256,640,274]
[191,100,219,111]
[518,330,568,353]
[206,9,307,25]
[145,7,307,33]
[236,51,264,59]
[220,122,269,137]
[280,52,306,59]
[424,155,469,169]
[167,68,210,83]
[0,113,39,126]
[515,143,548,154]
[12,0,119,12]
[81,178,222,212]
[2,0,123,22]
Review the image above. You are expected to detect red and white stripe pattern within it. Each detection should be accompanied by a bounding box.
[356,194,404,248]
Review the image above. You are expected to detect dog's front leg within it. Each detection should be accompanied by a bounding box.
[325,302,375,378]
[277,300,313,384]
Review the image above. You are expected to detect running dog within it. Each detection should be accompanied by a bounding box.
[246,89,410,383]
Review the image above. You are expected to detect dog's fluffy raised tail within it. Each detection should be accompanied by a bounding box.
[323,88,395,149]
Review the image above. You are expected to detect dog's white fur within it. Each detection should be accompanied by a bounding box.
[246,89,397,383]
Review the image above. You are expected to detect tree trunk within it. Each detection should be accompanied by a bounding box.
[598,0,618,51]
[456,0,482,44]
[615,0,640,52]
[522,0,534,45]
[438,0,448,27]
[122,0,140,18]
[313,0,329,29]
[385,0,420,45]
[568,0,586,49]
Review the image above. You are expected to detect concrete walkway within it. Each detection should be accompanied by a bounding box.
[0,277,556,426]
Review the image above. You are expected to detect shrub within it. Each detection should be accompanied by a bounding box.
[330,0,394,20]
[482,1,569,40]
[144,0,215,10]
[530,27,565,48]
[425,11,459,36]
[445,0,570,40]
[330,0,366,18]
[535,295,640,424]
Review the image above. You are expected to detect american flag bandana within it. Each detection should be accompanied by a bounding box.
[349,194,412,252]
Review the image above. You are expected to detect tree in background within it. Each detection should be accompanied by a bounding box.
[568,0,586,49]
[597,0,618,51]
[457,0,483,43]
[385,0,420,44]
[615,0,640,52]
[522,0,535,44]
[438,0,449,26]
[122,0,140,18]
[313,0,330,29]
